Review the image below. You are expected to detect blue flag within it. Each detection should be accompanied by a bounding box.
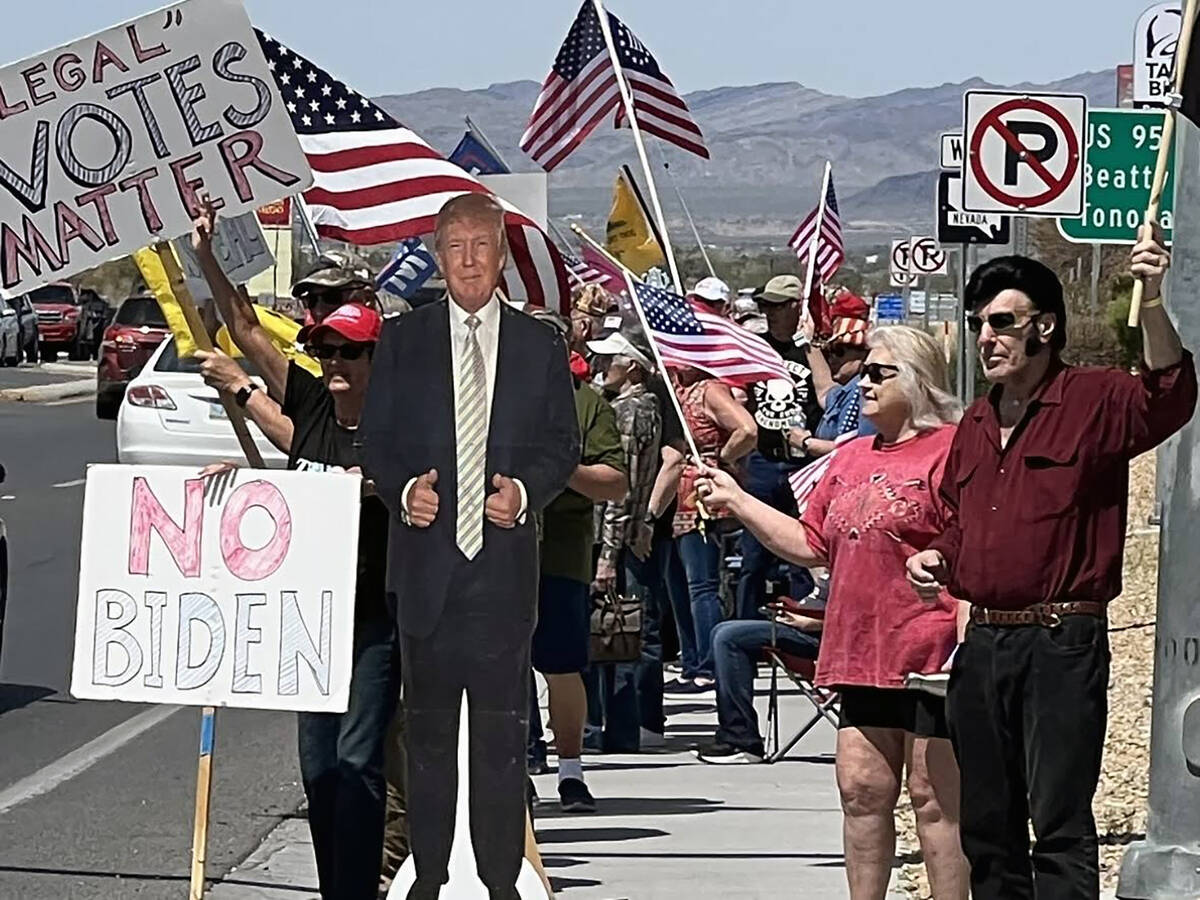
[377,239,438,300]
[448,131,510,175]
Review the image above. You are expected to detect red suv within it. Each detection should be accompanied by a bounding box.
[29,282,83,361]
[96,296,171,419]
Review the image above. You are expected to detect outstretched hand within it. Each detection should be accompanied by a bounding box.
[693,463,742,513]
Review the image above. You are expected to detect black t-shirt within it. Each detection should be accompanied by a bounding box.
[647,375,681,538]
[283,364,389,622]
[745,334,822,463]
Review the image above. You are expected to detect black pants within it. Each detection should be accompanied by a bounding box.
[400,562,534,897]
[947,616,1109,900]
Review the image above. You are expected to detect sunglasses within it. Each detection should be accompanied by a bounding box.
[861,363,900,384]
[302,287,354,309]
[305,342,373,361]
[967,311,1042,334]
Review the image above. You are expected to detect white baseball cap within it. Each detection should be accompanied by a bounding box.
[586,332,654,371]
[688,276,731,305]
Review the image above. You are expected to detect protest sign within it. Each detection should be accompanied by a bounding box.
[173,210,273,300]
[0,0,313,293]
[71,464,359,713]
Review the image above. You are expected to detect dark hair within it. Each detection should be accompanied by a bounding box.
[965,255,1066,353]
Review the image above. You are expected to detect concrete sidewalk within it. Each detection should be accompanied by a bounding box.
[208,671,855,900]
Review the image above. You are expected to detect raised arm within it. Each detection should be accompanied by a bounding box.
[191,196,289,400]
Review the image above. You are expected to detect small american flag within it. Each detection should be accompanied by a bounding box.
[564,252,607,287]
[578,243,628,292]
[256,31,568,311]
[789,175,845,284]
[789,433,858,514]
[377,238,437,299]
[520,1,708,171]
[635,281,790,386]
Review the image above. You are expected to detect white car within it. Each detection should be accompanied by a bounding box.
[0,301,19,366]
[117,337,288,468]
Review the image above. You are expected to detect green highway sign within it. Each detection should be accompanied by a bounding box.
[1058,108,1174,245]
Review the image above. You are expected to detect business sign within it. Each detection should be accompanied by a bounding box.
[0,0,313,293]
[173,211,273,300]
[71,465,360,712]
[1134,3,1181,107]
[937,172,1011,245]
[963,91,1087,217]
[875,293,904,322]
[940,132,964,170]
[1058,108,1174,244]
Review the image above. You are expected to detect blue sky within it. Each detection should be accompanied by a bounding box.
[0,0,1146,98]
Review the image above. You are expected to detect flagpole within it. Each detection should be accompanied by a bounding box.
[800,161,832,304]
[571,223,703,464]
[592,0,684,296]
[655,147,716,277]
[1129,0,1199,326]
[463,116,513,171]
[294,194,323,256]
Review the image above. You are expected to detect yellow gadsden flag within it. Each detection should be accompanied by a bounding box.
[606,170,664,275]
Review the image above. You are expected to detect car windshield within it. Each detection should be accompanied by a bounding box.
[154,339,262,376]
[114,298,168,327]
[29,284,77,305]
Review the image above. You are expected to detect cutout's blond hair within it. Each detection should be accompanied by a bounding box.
[433,193,507,257]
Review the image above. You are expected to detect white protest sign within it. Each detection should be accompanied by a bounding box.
[962,90,1087,217]
[71,465,359,713]
[0,0,313,294]
[1134,3,1181,107]
[173,211,273,300]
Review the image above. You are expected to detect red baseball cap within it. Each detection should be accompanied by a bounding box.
[297,302,382,344]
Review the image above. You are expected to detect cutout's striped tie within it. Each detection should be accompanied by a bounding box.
[455,315,487,559]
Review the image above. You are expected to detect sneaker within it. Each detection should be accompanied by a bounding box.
[558,777,597,813]
[690,677,716,694]
[639,727,667,749]
[663,678,702,695]
[695,741,765,765]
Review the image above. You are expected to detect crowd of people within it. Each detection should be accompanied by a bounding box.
[185,190,1195,900]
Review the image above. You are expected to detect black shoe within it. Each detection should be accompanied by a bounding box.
[663,678,702,695]
[487,889,521,900]
[558,777,597,813]
[694,740,765,765]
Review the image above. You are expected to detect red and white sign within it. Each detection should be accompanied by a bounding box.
[963,91,1087,217]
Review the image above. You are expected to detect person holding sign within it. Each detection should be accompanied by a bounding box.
[358,193,579,900]
[907,234,1195,900]
[190,205,398,900]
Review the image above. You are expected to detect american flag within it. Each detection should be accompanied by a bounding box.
[256,31,569,312]
[564,252,608,287]
[635,282,789,386]
[520,1,708,171]
[377,238,437,299]
[789,433,858,514]
[578,243,628,292]
[789,175,844,284]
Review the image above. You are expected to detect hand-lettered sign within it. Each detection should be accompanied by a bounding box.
[0,0,313,293]
[71,465,359,713]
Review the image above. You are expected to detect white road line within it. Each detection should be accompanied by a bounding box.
[0,704,182,817]
[52,478,86,488]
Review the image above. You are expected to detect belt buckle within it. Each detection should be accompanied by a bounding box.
[1041,609,1062,628]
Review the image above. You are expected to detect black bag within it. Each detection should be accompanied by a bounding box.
[589,588,642,664]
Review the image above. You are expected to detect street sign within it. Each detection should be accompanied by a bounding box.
[1057,108,1175,244]
[889,239,918,286]
[937,173,1012,244]
[941,132,964,170]
[875,293,905,322]
[1134,3,1181,107]
[908,236,949,276]
[963,91,1087,217]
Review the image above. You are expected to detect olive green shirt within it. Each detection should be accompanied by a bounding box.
[540,383,626,583]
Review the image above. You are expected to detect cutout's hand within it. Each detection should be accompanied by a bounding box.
[485,474,522,529]
[407,468,439,528]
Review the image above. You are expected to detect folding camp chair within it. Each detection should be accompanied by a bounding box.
[762,621,840,764]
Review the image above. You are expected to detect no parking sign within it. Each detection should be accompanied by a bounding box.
[963,91,1088,217]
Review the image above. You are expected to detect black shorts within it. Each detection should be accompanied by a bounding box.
[837,686,950,739]
[532,574,591,675]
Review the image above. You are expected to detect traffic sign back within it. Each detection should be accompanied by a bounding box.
[937,173,1011,245]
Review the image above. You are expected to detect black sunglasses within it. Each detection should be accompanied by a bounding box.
[302,287,354,309]
[861,363,900,384]
[967,311,1042,334]
[305,342,373,361]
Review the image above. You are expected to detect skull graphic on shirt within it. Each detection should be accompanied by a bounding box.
[752,360,813,431]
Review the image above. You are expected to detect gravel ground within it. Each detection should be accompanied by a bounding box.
[893,451,1159,897]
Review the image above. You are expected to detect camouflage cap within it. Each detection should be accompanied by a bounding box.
[292,249,375,298]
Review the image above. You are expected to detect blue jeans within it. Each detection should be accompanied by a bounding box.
[711,619,820,754]
[676,530,726,680]
[736,451,814,620]
[654,534,698,680]
[298,613,400,900]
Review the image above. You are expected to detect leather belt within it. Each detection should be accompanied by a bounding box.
[970,601,1106,628]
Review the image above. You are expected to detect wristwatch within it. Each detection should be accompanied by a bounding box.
[234,383,259,408]
[800,435,813,456]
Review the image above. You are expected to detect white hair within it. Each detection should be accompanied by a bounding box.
[867,325,962,430]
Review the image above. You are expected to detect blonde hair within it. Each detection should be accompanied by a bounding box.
[867,325,961,430]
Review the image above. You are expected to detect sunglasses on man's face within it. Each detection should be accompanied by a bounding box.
[303,288,350,309]
[967,311,1041,334]
[305,342,372,361]
[861,363,900,384]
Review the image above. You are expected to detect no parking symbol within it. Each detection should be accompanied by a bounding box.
[962,91,1088,217]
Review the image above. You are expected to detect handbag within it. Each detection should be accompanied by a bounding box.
[589,587,642,664]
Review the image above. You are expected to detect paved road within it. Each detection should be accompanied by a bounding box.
[0,398,304,899]
[0,361,95,392]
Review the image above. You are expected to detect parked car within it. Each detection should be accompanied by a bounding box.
[30,282,84,361]
[96,296,172,420]
[117,337,287,467]
[0,300,18,367]
[8,294,38,363]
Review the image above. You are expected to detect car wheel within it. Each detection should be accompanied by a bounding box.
[39,344,56,363]
[95,390,121,420]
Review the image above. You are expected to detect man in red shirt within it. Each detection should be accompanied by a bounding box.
[907,226,1196,900]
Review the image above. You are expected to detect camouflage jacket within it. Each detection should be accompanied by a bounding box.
[599,384,662,568]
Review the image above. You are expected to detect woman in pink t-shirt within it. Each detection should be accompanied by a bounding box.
[698,325,969,900]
